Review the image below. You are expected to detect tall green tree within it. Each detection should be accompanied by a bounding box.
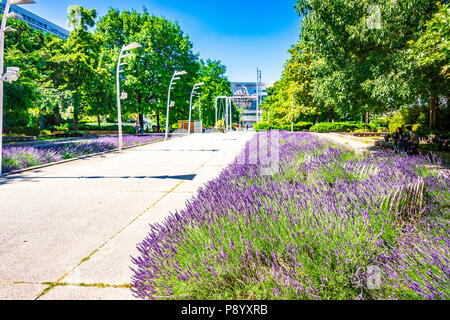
[193,59,232,127]
[296,0,448,128]
[48,5,98,130]
[96,8,199,130]
[406,2,449,129]
[262,42,319,124]
[3,18,52,128]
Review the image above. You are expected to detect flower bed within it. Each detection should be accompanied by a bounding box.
[1,135,164,174]
[130,131,449,300]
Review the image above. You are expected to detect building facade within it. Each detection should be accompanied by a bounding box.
[0,3,70,39]
[231,82,273,125]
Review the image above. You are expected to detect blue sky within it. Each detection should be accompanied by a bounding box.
[20,0,301,82]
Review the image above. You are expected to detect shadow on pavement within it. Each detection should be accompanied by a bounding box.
[0,174,197,185]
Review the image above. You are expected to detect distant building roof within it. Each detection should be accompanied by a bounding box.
[0,3,70,40]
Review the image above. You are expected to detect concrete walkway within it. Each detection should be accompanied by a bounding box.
[0,132,254,300]
[315,132,377,155]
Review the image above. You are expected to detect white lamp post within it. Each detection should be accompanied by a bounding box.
[214,96,218,126]
[116,42,141,151]
[0,0,35,176]
[188,82,203,134]
[198,95,202,131]
[291,94,294,133]
[165,70,187,140]
[214,96,227,130]
[256,68,261,123]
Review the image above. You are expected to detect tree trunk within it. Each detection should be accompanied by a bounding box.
[139,113,144,132]
[156,111,161,132]
[429,81,438,130]
[97,115,101,127]
[328,107,334,122]
[365,111,369,129]
[73,92,80,131]
[40,116,45,130]
[136,94,144,131]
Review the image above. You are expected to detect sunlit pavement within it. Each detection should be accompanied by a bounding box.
[0,131,254,300]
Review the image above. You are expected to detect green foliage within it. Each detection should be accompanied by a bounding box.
[387,112,407,134]
[5,126,40,136]
[194,59,233,127]
[2,6,232,132]
[309,122,376,133]
[215,119,225,132]
[264,1,449,131]
[67,6,97,31]
[96,8,200,129]
[261,42,319,123]
[409,3,450,79]
[254,121,313,132]
[3,18,50,128]
[40,130,52,136]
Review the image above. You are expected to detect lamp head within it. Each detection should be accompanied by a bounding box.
[6,12,22,19]
[175,70,187,76]
[120,53,133,59]
[123,42,142,51]
[11,0,36,5]
[3,26,17,33]
[196,82,205,86]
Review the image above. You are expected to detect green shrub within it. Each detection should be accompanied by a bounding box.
[50,124,70,132]
[309,122,363,133]
[40,130,52,136]
[254,121,313,132]
[387,113,406,133]
[294,122,314,131]
[69,124,135,134]
[6,126,40,136]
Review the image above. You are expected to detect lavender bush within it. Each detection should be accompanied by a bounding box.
[1,135,164,174]
[130,132,449,300]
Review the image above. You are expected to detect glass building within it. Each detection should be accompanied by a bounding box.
[0,3,70,40]
[231,82,273,125]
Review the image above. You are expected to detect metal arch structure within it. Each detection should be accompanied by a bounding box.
[233,86,253,109]
[215,93,255,132]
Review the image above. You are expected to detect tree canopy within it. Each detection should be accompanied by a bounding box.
[263,0,449,130]
[2,6,233,132]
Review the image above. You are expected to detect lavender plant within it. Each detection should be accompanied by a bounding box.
[130,132,449,300]
[1,135,164,174]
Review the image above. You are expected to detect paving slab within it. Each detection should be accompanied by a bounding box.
[0,283,46,300]
[314,132,374,154]
[62,192,191,285]
[38,285,137,300]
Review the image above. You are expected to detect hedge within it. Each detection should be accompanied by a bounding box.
[4,126,41,137]
[49,124,136,134]
[254,121,313,132]
[309,122,378,133]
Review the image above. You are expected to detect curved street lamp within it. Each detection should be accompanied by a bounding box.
[116,42,141,151]
[188,82,204,134]
[164,70,187,140]
[0,0,36,176]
